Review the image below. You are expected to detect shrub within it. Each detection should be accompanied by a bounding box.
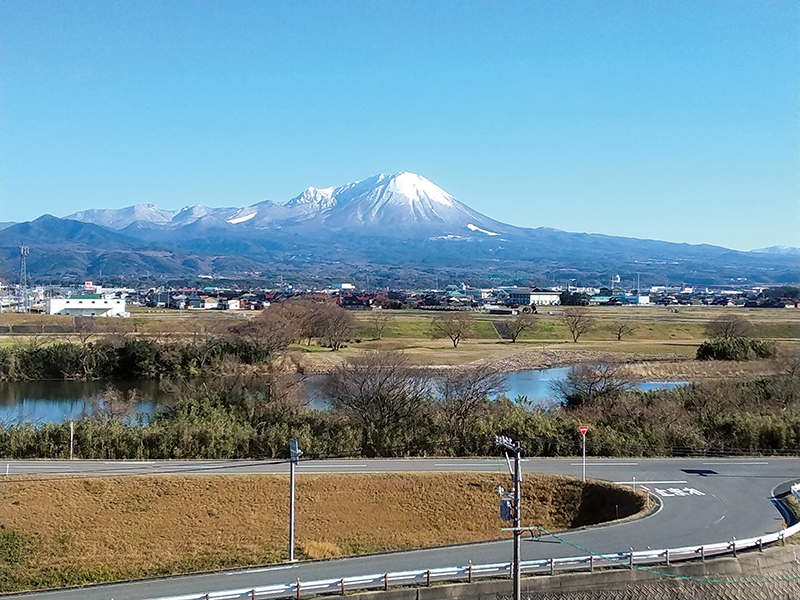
[696,338,777,361]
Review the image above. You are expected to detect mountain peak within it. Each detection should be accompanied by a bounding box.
[286,186,336,209]
[383,172,455,208]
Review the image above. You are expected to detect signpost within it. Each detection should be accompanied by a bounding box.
[579,426,589,481]
[495,435,522,600]
[288,439,303,562]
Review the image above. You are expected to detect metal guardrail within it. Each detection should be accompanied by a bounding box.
[149,521,800,600]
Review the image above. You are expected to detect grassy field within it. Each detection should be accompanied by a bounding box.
[0,473,644,592]
[2,306,797,368]
[319,306,800,369]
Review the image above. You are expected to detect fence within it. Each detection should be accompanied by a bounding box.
[149,520,800,600]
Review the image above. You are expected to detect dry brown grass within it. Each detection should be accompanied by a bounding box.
[0,473,644,592]
[621,358,784,381]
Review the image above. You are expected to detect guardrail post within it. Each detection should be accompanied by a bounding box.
[251,589,255,600]
[780,532,785,547]
[589,555,594,573]
[384,573,389,591]
[629,552,634,569]
[509,561,514,579]
[758,538,763,552]
[340,578,345,595]
[700,546,705,562]
[468,560,473,583]
[665,549,670,566]
[426,570,431,587]
[296,578,301,600]
[549,557,554,576]
[730,539,737,558]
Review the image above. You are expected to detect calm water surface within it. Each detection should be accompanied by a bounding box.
[0,369,686,424]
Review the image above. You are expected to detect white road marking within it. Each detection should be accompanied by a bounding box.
[652,487,705,498]
[569,462,638,466]
[614,480,688,485]
[299,464,369,468]
[702,462,769,465]
[714,515,725,524]
[434,463,505,467]
[226,564,296,575]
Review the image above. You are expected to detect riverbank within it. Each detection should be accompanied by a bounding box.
[474,348,784,381]
[0,473,645,593]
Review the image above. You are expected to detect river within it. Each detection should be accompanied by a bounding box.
[0,369,686,424]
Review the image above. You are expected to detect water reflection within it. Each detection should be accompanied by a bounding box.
[0,369,686,424]
[0,380,167,424]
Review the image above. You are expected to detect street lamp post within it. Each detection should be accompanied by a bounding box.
[495,435,522,600]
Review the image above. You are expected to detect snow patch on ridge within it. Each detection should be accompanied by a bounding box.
[467,223,500,236]
[227,212,257,224]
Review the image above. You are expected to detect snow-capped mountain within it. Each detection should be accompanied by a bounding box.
[750,245,799,255]
[61,172,513,239]
[4,171,798,285]
[65,204,180,230]
[282,172,509,235]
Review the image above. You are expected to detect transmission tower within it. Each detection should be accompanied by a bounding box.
[18,246,29,313]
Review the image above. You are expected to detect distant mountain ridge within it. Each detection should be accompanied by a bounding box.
[64,172,510,238]
[2,172,797,285]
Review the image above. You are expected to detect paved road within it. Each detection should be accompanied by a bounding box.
[2,457,798,599]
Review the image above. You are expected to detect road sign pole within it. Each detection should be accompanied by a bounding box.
[288,439,302,563]
[289,458,296,562]
[579,426,588,481]
[512,445,521,600]
[582,434,586,481]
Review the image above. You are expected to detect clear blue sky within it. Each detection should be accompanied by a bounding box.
[1,1,797,251]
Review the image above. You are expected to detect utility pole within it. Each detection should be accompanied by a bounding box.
[288,438,302,562]
[495,435,522,600]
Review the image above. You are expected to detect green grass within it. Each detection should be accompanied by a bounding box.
[350,307,800,344]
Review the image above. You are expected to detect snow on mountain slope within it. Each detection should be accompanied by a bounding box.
[467,223,500,236]
[285,186,337,212]
[65,204,180,229]
[293,172,511,236]
[227,211,257,224]
[61,172,515,238]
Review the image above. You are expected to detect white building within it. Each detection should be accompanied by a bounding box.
[46,295,129,317]
[501,288,561,306]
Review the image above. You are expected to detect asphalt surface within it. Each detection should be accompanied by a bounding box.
[2,457,798,600]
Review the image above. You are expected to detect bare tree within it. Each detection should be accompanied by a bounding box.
[705,314,754,340]
[430,311,474,348]
[436,365,506,453]
[368,310,393,340]
[71,316,98,344]
[92,385,139,421]
[608,320,637,341]
[321,351,430,456]
[228,306,297,355]
[551,363,633,410]
[503,313,538,343]
[319,304,355,351]
[280,300,325,345]
[561,307,595,342]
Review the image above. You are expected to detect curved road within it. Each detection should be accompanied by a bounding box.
[2,457,798,599]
